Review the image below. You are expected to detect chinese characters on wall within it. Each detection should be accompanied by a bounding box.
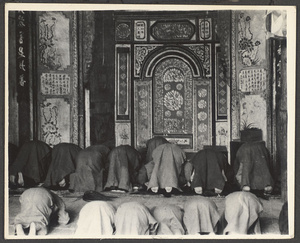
[16,11,29,100]
[239,68,267,93]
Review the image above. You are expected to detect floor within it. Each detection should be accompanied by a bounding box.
[7,188,284,238]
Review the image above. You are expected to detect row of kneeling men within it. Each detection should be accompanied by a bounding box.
[14,187,266,236]
[9,136,274,195]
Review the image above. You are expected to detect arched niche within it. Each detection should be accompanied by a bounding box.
[140,45,204,79]
[134,46,212,152]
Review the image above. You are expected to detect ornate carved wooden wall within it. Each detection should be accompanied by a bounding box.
[36,11,78,147]
[115,44,132,146]
[114,12,224,152]
[232,10,270,145]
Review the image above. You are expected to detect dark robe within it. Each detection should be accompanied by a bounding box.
[43,143,82,187]
[152,205,185,235]
[279,202,288,234]
[9,140,52,184]
[14,187,69,229]
[183,197,220,235]
[9,143,19,166]
[234,141,274,190]
[115,202,158,235]
[147,143,186,191]
[145,136,169,164]
[104,145,144,192]
[184,148,227,192]
[69,145,110,193]
[222,191,263,235]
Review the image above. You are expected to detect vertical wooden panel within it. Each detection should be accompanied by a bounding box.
[40,98,70,146]
[199,18,212,41]
[9,11,19,145]
[71,12,79,145]
[194,79,212,150]
[134,20,147,42]
[134,81,152,149]
[215,44,228,120]
[115,45,131,120]
[216,121,228,146]
[231,11,239,140]
[16,11,31,145]
[115,122,131,146]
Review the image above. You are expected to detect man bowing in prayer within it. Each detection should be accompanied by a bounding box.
[147,143,186,195]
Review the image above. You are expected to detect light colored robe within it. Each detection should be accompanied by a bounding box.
[14,187,69,229]
[145,136,169,164]
[115,202,158,235]
[152,205,185,235]
[75,201,116,237]
[223,191,263,235]
[183,197,220,234]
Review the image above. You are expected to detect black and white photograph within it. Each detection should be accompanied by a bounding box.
[3,1,296,240]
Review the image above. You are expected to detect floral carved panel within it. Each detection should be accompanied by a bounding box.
[134,44,162,78]
[115,123,131,146]
[115,22,131,41]
[40,98,70,147]
[237,11,266,67]
[216,121,228,147]
[185,44,211,77]
[39,12,70,71]
[240,94,267,142]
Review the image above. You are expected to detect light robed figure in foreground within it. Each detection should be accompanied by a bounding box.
[14,187,69,236]
[222,191,263,235]
[152,204,185,235]
[75,201,116,237]
[114,201,158,235]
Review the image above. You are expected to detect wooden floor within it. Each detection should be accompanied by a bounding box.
[7,188,284,238]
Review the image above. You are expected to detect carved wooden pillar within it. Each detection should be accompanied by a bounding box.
[77,11,95,148]
[80,11,95,148]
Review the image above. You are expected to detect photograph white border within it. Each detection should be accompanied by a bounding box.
[4,3,296,239]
